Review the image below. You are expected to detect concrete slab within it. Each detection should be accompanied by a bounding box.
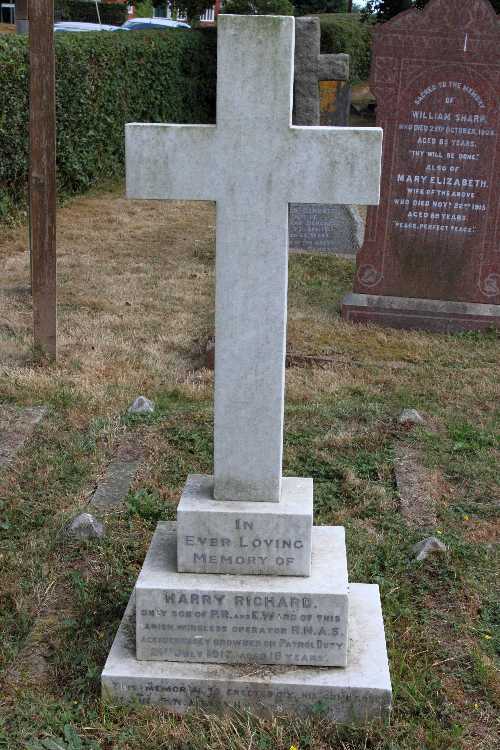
[136,522,348,667]
[177,475,313,576]
[102,582,392,723]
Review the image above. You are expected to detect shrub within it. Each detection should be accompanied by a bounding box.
[0,14,373,226]
[54,0,129,26]
[295,0,348,14]
[319,13,373,83]
[363,0,498,22]
[135,0,155,17]
[223,0,294,14]
[0,29,216,223]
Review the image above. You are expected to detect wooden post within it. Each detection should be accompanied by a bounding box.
[29,0,57,360]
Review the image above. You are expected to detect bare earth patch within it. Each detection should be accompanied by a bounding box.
[394,444,445,529]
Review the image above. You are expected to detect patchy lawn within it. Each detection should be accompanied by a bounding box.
[0,184,498,750]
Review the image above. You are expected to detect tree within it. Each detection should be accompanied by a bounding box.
[362,0,416,21]
[136,0,155,16]
[167,0,214,24]
[294,0,348,14]
[363,0,499,22]
[223,0,294,14]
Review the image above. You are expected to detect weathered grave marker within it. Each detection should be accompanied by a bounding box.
[91,441,144,510]
[343,0,500,331]
[292,16,349,126]
[0,405,47,470]
[289,16,363,256]
[289,201,365,256]
[103,16,391,720]
[320,79,351,128]
[30,0,57,359]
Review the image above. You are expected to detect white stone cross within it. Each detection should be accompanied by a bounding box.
[126,14,382,504]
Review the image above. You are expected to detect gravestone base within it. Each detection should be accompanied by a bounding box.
[177,475,313,576]
[102,583,392,722]
[342,293,500,333]
[136,523,348,667]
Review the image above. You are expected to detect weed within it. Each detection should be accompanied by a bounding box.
[126,488,165,524]
[27,725,100,750]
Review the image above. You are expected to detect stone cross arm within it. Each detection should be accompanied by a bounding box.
[126,124,217,202]
[126,124,380,207]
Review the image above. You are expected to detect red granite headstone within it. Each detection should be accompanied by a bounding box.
[342,0,500,332]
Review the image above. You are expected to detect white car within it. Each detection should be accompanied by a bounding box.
[119,17,191,31]
[54,21,119,32]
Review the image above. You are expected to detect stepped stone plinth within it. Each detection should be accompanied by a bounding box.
[177,475,313,576]
[137,523,348,666]
[103,580,391,722]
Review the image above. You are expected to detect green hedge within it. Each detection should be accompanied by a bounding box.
[55,1,129,26]
[0,17,372,224]
[0,29,216,223]
[319,13,373,84]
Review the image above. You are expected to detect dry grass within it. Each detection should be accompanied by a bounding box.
[1,184,497,428]
[0,185,216,416]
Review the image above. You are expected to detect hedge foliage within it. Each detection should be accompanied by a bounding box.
[319,13,373,83]
[55,0,129,26]
[0,15,373,224]
[0,29,216,222]
[295,0,348,13]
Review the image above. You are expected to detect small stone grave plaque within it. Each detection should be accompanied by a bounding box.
[0,405,47,469]
[343,0,500,331]
[289,203,364,255]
